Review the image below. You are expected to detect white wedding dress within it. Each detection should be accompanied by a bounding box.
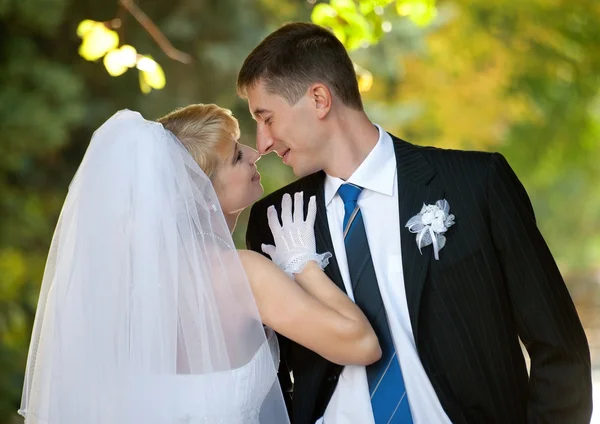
[131,328,281,424]
[18,110,290,424]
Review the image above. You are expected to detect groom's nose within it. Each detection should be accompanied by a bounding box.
[256,124,274,155]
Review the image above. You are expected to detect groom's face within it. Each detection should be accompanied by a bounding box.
[246,81,326,177]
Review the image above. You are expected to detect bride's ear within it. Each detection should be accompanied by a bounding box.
[308,83,332,119]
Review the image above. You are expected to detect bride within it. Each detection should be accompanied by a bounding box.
[18,105,381,423]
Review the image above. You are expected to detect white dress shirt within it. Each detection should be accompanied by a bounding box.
[315,125,451,424]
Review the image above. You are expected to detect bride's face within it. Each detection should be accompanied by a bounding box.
[212,140,263,215]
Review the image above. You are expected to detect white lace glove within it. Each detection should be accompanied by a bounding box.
[261,192,332,278]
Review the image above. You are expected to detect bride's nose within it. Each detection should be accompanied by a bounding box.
[245,146,260,164]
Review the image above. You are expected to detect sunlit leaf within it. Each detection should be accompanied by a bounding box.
[117,45,138,67]
[136,56,157,72]
[354,62,373,92]
[76,19,98,38]
[346,35,366,51]
[338,8,370,34]
[137,56,166,91]
[337,7,372,50]
[103,50,129,76]
[359,0,375,15]
[143,67,166,89]
[344,23,371,50]
[359,0,395,15]
[312,4,354,47]
[311,0,419,50]
[396,1,412,16]
[78,25,119,61]
[139,71,152,94]
[358,72,373,92]
[331,23,347,44]
[331,0,357,13]
[311,3,337,25]
[408,1,437,26]
[374,0,396,6]
[396,0,437,26]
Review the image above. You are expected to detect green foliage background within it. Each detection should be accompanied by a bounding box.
[1,0,598,421]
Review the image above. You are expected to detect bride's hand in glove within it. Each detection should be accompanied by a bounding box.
[239,192,380,365]
[261,192,331,278]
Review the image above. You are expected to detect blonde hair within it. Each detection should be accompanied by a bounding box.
[157,104,240,177]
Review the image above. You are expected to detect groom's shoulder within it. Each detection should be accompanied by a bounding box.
[390,133,497,169]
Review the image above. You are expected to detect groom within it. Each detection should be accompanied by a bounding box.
[240,22,592,424]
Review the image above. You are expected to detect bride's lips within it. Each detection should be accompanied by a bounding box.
[252,169,260,182]
[281,149,291,164]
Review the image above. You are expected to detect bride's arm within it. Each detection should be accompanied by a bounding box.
[238,249,381,366]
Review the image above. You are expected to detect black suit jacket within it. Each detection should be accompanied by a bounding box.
[246,136,592,424]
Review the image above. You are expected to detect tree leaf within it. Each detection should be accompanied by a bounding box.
[137,57,166,90]
[138,70,152,94]
[103,49,129,77]
[78,24,119,61]
[311,3,337,25]
[76,19,98,37]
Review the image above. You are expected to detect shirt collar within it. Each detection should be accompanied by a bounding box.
[324,124,396,206]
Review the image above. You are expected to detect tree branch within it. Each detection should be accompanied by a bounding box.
[119,0,193,64]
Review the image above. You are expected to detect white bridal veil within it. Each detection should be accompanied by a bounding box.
[18,110,289,423]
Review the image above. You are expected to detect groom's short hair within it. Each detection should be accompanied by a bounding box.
[237,22,363,111]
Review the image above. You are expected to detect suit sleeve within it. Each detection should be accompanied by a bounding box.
[245,202,294,413]
[486,153,592,423]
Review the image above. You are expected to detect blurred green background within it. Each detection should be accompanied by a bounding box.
[1,0,598,422]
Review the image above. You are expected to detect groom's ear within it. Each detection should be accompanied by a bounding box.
[308,83,332,119]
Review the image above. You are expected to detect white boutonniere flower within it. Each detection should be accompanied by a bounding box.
[405,199,455,260]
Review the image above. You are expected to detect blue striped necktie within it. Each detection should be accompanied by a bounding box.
[337,183,413,424]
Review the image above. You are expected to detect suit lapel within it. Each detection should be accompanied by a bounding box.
[295,135,443,336]
[393,136,444,343]
[300,172,346,294]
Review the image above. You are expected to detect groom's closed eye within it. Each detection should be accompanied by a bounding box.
[253,107,269,117]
